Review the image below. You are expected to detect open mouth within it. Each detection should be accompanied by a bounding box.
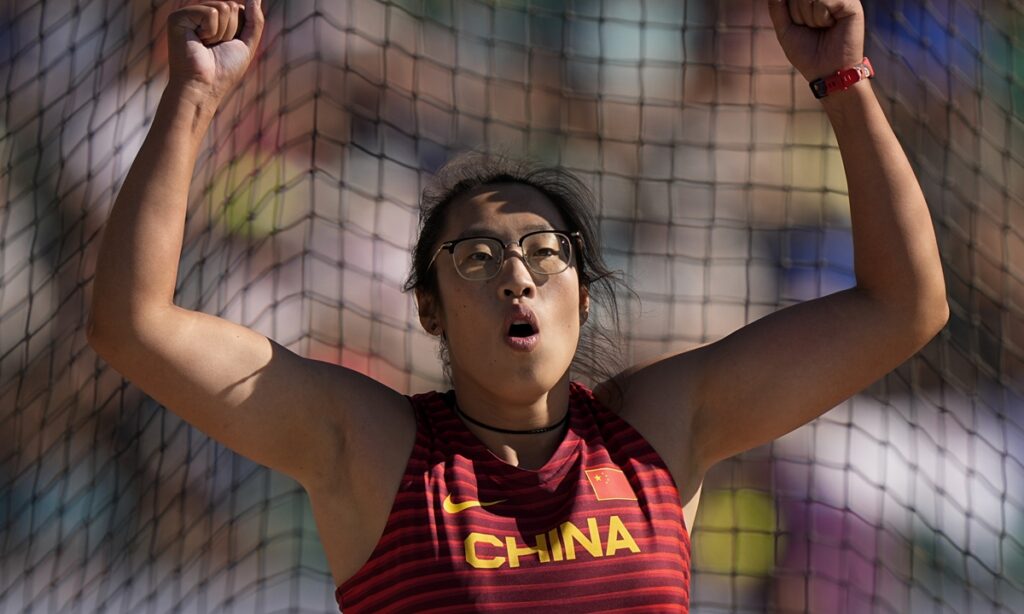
[508,322,536,338]
[504,308,540,351]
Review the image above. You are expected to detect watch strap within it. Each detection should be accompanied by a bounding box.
[809,57,874,99]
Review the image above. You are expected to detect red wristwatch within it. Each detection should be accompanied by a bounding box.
[809,57,874,99]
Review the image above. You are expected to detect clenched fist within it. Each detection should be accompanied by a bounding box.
[767,0,865,85]
[167,0,264,102]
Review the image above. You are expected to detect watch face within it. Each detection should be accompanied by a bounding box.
[811,80,828,98]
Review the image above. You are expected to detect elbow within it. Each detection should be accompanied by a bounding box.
[87,318,141,368]
[86,307,131,359]
[87,304,174,361]
[920,295,949,340]
[886,266,950,343]
[86,315,115,357]
[921,270,950,337]
[86,306,103,345]
[908,286,949,347]
[860,280,949,349]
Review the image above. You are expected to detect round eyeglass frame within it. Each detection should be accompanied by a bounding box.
[427,230,583,281]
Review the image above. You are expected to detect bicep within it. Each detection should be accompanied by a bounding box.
[618,287,942,479]
[687,287,940,465]
[89,306,406,487]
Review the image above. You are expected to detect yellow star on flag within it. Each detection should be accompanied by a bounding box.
[585,467,637,501]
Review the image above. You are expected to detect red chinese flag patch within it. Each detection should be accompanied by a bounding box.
[585,467,637,501]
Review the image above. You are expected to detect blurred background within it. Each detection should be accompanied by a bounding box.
[1,0,1022,612]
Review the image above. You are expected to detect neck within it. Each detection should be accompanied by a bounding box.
[450,375,572,469]
[454,401,569,434]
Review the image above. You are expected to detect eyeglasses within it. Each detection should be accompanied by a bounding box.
[427,230,582,281]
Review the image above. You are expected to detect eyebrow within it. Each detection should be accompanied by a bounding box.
[454,224,556,240]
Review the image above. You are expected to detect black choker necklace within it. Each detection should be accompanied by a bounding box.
[453,399,569,435]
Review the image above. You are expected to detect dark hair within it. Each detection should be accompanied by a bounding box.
[404,151,631,386]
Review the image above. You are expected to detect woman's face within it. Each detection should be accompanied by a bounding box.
[418,183,589,403]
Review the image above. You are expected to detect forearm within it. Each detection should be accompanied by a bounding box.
[89,84,219,336]
[823,81,948,330]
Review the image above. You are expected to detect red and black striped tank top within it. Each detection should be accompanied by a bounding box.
[335,381,691,612]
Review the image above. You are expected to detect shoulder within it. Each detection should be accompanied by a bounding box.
[571,380,656,451]
[403,388,453,429]
[569,380,617,421]
[406,388,450,408]
[584,353,709,500]
[571,380,631,425]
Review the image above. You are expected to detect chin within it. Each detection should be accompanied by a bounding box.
[493,359,571,400]
[455,360,566,402]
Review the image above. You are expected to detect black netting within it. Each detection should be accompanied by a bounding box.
[1,0,1022,611]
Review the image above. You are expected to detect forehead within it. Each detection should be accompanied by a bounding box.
[442,182,568,239]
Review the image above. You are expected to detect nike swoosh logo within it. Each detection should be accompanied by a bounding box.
[442,494,506,514]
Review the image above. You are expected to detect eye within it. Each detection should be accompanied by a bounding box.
[526,237,564,259]
[455,241,500,269]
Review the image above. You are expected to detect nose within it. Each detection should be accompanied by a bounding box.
[497,249,535,299]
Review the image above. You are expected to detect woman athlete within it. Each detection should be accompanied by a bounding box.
[87,0,948,611]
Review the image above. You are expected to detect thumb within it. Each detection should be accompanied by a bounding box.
[239,0,264,50]
[766,0,793,39]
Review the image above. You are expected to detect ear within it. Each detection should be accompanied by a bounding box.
[415,288,444,335]
[579,284,590,325]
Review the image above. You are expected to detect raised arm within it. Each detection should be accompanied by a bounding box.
[87,0,410,488]
[609,0,948,494]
